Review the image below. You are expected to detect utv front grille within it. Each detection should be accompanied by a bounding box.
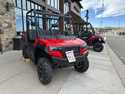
[61,46,80,57]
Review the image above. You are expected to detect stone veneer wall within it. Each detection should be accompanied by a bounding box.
[0,0,16,51]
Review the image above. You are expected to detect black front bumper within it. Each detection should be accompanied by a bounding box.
[51,52,89,68]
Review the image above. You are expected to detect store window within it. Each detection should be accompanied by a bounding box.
[16,8,23,32]
[64,2,69,14]
[47,0,59,10]
[15,0,61,33]
[15,0,43,32]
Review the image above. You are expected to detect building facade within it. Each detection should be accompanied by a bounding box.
[70,0,84,23]
[0,0,83,52]
[71,0,82,16]
[15,0,83,33]
[64,0,84,23]
[15,0,61,32]
[0,0,63,52]
[64,0,84,35]
[0,0,16,52]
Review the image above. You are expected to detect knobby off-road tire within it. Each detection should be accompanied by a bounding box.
[74,57,89,73]
[37,58,53,85]
[22,46,29,59]
[93,42,104,52]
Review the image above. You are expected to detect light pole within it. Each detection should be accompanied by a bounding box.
[118,19,121,29]
[85,10,89,31]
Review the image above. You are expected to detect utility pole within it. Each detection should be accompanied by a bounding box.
[85,10,89,31]
[118,19,120,29]
[85,10,89,23]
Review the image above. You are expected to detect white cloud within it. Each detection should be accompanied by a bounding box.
[81,0,125,18]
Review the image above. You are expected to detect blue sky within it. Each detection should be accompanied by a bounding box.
[80,0,125,28]
[81,9,125,27]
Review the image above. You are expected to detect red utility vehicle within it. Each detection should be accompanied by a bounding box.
[22,9,89,85]
[74,22,105,52]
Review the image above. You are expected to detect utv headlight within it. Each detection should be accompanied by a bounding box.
[104,37,106,41]
[99,38,102,41]
[49,46,62,51]
[80,42,88,48]
[49,46,58,51]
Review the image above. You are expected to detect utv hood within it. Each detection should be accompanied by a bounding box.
[40,38,86,47]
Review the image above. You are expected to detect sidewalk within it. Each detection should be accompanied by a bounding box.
[0,44,125,94]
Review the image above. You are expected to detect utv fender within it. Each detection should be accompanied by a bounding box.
[92,38,104,44]
[34,44,51,64]
[92,38,99,44]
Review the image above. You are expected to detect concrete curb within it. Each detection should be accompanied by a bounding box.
[106,43,125,87]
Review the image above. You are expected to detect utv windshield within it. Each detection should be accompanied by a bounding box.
[26,9,75,40]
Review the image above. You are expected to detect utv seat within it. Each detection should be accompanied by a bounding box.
[28,30,37,42]
[80,31,92,40]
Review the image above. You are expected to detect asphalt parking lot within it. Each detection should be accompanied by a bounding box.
[0,44,125,94]
[107,36,125,64]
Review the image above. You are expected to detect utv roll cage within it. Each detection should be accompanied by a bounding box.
[26,9,72,41]
[73,22,95,37]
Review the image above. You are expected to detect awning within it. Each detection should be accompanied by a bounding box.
[65,11,85,24]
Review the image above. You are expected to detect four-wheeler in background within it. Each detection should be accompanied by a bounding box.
[73,22,105,52]
[22,9,89,85]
